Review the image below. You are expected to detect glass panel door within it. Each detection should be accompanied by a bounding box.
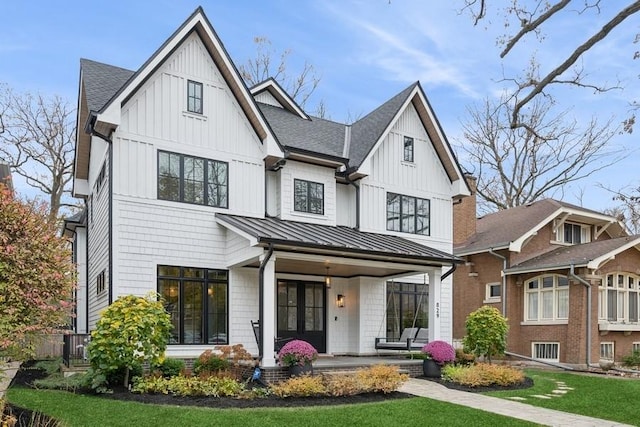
[277,280,326,353]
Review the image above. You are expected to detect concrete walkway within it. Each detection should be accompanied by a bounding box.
[0,362,21,399]
[399,378,633,427]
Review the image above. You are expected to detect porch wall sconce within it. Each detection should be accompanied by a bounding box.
[336,294,345,308]
[325,267,332,289]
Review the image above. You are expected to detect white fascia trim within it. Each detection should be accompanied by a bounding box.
[454,245,509,257]
[215,217,259,247]
[250,80,309,120]
[587,236,640,269]
[510,209,564,253]
[73,178,90,198]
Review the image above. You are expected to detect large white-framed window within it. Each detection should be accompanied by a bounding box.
[600,342,614,360]
[555,221,591,244]
[525,275,569,322]
[598,273,640,323]
[532,342,559,362]
[484,282,501,303]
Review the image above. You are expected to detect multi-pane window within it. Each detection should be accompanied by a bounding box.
[385,282,429,341]
[158,151,228,207]
[403,136,414,162]
[187,80,203,114]
[386,193,430,235]
[532,342,559,362]
[96,270,106,295]
[556,222,590,244]
[158,266,228,345]
[600,342,614,360]
[599,273,640,323]
[294,179,324,215]
[525,275,569,321]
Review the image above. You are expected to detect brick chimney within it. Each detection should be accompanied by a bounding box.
[453,174,477,245]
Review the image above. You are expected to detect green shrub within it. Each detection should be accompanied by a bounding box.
[87,293,172,391]
[153,358,185,378]
[193,350,230,376]
[132,374,244,397]
[463,306,508,362]
[622,350,640,367]
[32,372,86,392]
[270,374,328,398]
[441,363,524,387]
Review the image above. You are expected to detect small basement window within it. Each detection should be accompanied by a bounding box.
[532,342,559,362]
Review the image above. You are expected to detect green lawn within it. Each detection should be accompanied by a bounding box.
[7,387,538,427]
[484,369,640,425]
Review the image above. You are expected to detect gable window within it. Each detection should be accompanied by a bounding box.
[403,136,414,162]
[484,283,501,303]
[294,179,324,215]
[158,265,228,345]
[556,222,590,244]
[599,273,640,323]
[158,151,228,208]
[386,193,430,235]
[525,275,569,322]
[187,80,203,114]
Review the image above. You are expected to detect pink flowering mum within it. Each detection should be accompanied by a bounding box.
[422,340,455,365]
[277,339,318,367]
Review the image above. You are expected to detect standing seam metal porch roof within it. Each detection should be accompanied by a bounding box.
[216,213,461,265]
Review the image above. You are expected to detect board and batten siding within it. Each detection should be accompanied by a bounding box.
[279,160,337,226]
[358,103,454,250]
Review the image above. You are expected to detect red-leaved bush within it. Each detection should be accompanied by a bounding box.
[0,185,75,359]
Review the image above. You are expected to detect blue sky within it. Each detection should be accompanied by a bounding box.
[1,0,637,212]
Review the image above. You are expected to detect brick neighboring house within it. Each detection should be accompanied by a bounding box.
[453,177,640,367]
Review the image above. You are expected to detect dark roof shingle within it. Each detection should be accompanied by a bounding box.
[80,58,135,113]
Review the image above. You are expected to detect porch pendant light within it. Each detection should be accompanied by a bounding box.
[325,267,332,289]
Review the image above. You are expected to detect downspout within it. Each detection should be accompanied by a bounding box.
[90,125,114,305]
[258,243,275,361]
[569,264,592,367]
[441,262,457,281]
[341,161,360,229]
[488,248,507,316]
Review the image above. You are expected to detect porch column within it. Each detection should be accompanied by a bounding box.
[428,270,442,341]
[261,254,277,367]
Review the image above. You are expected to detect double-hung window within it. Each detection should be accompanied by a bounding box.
[187,80,203,114]
[158,151,228,207]
[525,275,569,321]
[294,179,324,215]
[599,273,640,323]
[386,193,430,235]
[158,266,228,345]
[556,222,590,244]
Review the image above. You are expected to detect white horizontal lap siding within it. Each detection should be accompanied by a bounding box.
[113,196,229,298]
[229,268,259,354]
[87,151,110,330]
[358,278,386,354]
[336,183,355,227]
[279,161,336,225]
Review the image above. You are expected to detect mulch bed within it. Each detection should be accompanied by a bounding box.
[3,361,533,424]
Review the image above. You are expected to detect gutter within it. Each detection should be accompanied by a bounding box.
[257,243,275,361]
[569,264,592,367]
[489,248,507,316]
[341,162,360,229]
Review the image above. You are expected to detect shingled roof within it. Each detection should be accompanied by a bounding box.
[455,199,625,255]
[80,59,135,114]
[506,235,640,273]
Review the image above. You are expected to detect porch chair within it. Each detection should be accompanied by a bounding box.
[250,320,292,353]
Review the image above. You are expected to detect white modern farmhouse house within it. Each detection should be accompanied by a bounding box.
[66,7,469,368]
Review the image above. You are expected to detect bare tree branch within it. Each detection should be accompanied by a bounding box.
[0,86,76,223]
[459,95,622,213]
